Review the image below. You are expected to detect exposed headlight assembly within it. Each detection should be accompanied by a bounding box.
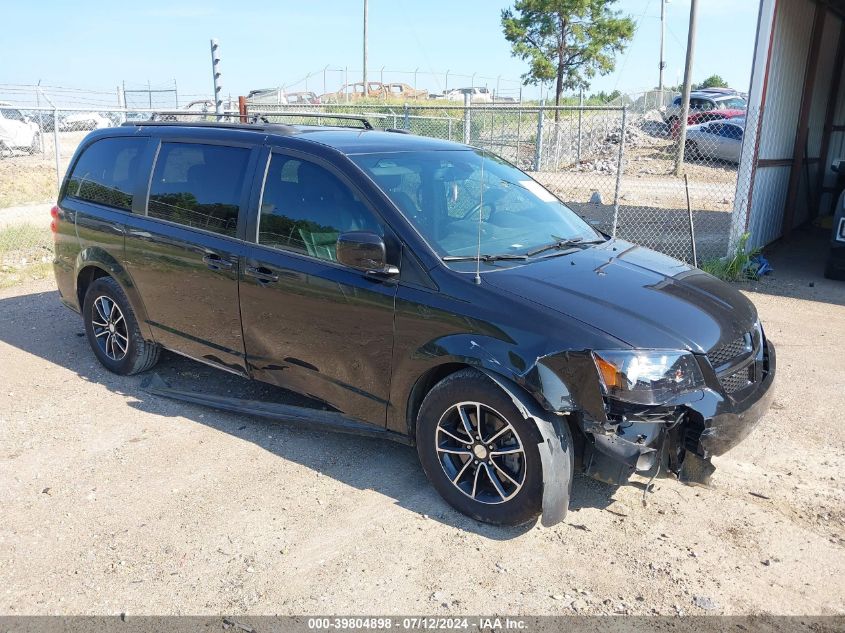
[592,350,705,405]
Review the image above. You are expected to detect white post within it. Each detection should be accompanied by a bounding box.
[659,0,667,109]
[577,87,583,165]
[611,107,628,237]
[463,92,472,144]
[362,0,368,87]
[116,86,126,124]
[534,101,545,171]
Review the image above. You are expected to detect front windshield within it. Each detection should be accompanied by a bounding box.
[352,149,601,258]
[720,97,747,109]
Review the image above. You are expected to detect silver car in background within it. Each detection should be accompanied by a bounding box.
[684,118,745,164]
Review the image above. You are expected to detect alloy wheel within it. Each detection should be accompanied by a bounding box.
[91,295,129,361]
[435,401,527,504]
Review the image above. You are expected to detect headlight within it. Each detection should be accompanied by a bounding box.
[592,350,704,405]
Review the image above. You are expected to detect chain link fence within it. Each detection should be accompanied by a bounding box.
[249,101,751,265]
[1,101,753,275]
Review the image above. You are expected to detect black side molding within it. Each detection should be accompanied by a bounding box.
[141,373,413,445]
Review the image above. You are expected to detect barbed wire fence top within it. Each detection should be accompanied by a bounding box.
[1,98,750,271]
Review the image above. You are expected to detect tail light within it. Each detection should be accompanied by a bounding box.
[50,204,59,233]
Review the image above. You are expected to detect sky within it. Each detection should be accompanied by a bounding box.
[1,0,762,107]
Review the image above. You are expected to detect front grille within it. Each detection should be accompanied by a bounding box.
[707,336,748,368]
[721,364,754,394]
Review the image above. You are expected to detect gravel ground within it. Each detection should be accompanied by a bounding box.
[1,234,844,617]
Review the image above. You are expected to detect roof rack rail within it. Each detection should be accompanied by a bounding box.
[249,111,374,130]
[120,117,298,134]
[131,111,244,123]
[120,110,376,132]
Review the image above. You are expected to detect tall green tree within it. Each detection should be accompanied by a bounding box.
[694,74,729,90]
[501,0,634,118]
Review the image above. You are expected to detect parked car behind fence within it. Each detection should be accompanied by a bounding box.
[685,118,745,164]
[670,108,745,138]
[445,87,493,103]
[59,112,111,132]
[663,90,747,124]
[0,102,40,154]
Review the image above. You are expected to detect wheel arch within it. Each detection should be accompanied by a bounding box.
[476,369,575,527]
[405,359,580,439]
[406,362,472,441]
[409,362,576,527]
[75,247,154,341]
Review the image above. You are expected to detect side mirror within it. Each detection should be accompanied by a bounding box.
[336,231,399,277]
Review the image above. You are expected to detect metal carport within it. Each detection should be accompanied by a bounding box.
[730,0,845,253]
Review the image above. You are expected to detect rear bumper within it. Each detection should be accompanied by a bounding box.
[695,339,776,457]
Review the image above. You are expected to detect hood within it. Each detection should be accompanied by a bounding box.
[483,240,757,353]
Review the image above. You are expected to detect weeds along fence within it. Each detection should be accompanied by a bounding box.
[1,102,751,272]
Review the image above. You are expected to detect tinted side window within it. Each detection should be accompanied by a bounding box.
[65,137,146,211]
[258,154,381,262]
[148,143,250,237]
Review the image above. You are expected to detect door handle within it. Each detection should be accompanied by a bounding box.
[202,254,234,270]
[245,265,279,284]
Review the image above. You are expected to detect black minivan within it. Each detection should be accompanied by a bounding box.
[52,118,775,526]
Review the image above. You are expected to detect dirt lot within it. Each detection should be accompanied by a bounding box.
[1,237,844,618]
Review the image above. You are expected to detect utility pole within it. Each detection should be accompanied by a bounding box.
[674,0,698,176]
[658,0,667,108]
[210,38,223,116]
[363,0,368,87]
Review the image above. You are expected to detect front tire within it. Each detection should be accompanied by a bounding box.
[27,131,40,155]
[83,276,160,375]
[416,369,546,526]
[685,140,700,160]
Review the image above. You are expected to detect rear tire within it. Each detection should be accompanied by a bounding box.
[82,276,160,375]
[416,368,547,526]
[685,140,700,160]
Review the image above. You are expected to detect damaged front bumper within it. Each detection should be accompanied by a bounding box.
[690,338,776,458]
[530,337,776,487]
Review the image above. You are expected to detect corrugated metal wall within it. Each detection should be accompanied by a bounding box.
[820,20,845,214]
[744,0,845,249]
[748,0,814,248]
[796,11,842,226]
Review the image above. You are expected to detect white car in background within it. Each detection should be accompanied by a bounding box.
[59,112,112,132]
[0,102,40,154]
[445,87,493,103]
[684,118,745,163]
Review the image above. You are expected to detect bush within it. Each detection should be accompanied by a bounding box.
[700,233,761,281]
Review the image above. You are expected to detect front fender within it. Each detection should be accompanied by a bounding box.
[416,335,609,426]
[479,369,574,527]
[75,247,155,341]
[392,331,610,436]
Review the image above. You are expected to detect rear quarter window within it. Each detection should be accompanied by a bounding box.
[65,137,147,211]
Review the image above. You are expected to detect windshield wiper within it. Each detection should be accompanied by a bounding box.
[526,236,604,257]
[442,254,529,262]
